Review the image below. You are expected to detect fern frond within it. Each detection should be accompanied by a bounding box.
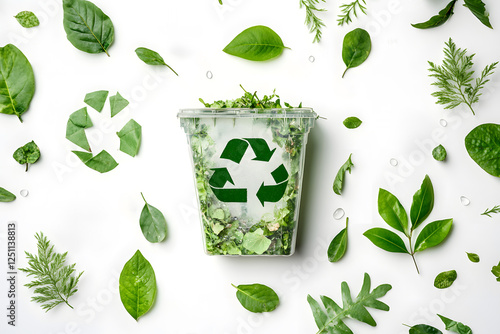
[300,0,327,43]
[338,0,367,26]
[482,205,500,217]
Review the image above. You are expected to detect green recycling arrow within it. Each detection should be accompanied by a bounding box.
[209,168,234,188]
[256,164,289,206]
[209,167,246,202]
[220,138,276,164]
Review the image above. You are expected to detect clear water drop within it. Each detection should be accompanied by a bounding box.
[460,196,470,206]
[333,208,345,220]
[308,55,315,63]
[20,189,29,197]
[390,158,399,167]
[206,71,213,79]
[439,119,448,127]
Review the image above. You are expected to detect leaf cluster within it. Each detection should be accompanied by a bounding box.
[19,232,83,311]
[299,0,327,43]
[338,0,367,26]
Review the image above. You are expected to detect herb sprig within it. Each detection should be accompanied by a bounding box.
[299,0,327,43]
[338,0,367,26]
[482,205,500,217]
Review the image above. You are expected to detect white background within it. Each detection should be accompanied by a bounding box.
[1,0,500,333]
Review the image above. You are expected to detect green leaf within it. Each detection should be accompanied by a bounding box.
[13,141,40,171]
[109,92,129,117]
[62,0,114,56]
[465,123,500,177]
[342,28,371,78]
[410,175,434,230]
[437,314,473,334]
[364,228,409,254]
[378,188,409,234]
[242,228,271,254]
[84,90,108,112]
[139,193,167,243]
[66,108,93,152]
[308,273,391,333]
[411,0,457,29]
[14,11,40,28]
[492,262,500,282]
[223,25,287,61]
[343,116,362,129]
[466,252,480,263]
[328,218,349,262]
[463,0,493,29]
[434,270,457,289]
[0,44,35,122]
[117,119,142,157]
[135,47,178,76]
[73,150,118,173]
[232,283,279,313]
[432,145,447,161]
[333,154,354,195]
[414,219,453,252]
[409,324,443,334]
[0,187,16,202]
[119,250,156,320]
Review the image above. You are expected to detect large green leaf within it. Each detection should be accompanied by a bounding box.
[409,324,443,334]
[0,44,35,122]
[327,218,348,262]
[364,228,409,254]
[414,219,453,252]
[378,188,409,234]
[411,0,457,29]
[410,175,434,230]
[463,0,492,29]
[62,0,114,56]
[342,28,371,78]
[232,283,279,313]
[465,123,500,177]
[119,250,156,321]
[139,193,167,243]
[0,187,16,202]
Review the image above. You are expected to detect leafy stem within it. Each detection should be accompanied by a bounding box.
[338,0,367,26]
[299,0,326,43]
[482,205,500,217]
[407,234,420,274]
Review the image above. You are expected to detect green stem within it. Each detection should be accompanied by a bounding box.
[140,192,147,204]
[408,233,420,274]
[342,67,349,78]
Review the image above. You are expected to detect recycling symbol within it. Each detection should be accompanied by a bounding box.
[209,138,289,206]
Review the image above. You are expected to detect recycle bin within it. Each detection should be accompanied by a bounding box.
[178,108,316,255]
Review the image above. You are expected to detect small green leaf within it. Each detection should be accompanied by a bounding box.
[211,208,225,220]
[342,28,371,78]
[73,150,118,173]
[66,107,93,152]
[437,314,473,334]
[139,193,167,243]
[466,252,480,263]
[343,116,362,129]
[411,0,457,29]
[242,228,271,254]
[409,324,443,334]
[432,145,447,161]
[434,270,457,289]
[13,141,40,171]
[232,283,279,313]
[109,92,129,117]
[333,154,354,195]
[378,188,409,234]
[14,11,40,28]
[463,0,493,29]
[84,90,108,112]
[223,25,287,61]
[0,187,16,202]
[364,228,409,253]
[135,47,178,76]
[327,218,349,262]
[119,250,156,320]
[414,219,453,252]
[117,119,142,157]
[410,175,434,230]
[492,262,500,282]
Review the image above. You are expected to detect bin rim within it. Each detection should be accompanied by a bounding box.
[177,107,317,119]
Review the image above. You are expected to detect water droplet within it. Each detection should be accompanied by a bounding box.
[390,158,398,167]
[460,196,470,206]
[20,189,29,197]
[206,71,213,79]
[439,119,448,127]
[333,208,345,220]
[308,55,315,63]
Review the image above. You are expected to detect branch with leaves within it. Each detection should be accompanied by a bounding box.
[299,0,327,43]
[482,205,500,217]
[338,0,367,26]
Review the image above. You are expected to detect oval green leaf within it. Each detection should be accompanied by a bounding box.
[15,11,40,28]
[409,324,443,334]
[414,219,453,253]
[378,188,409,234]
[0,44,35,122]
[465,123,500,177]
[135,47,178,75]
[410,175,434,230]
[232,283,279,313]
[343,116,362,129]
[432,145,447,161]
[466,252,480,263]
[333,154,354,195]
[117,119,142,157]
[119,250,157,321]
[411,0,457,29]
[62,0,114,56]
[13,141,40,171]
[223,25,287,61]
[327,218,348,262]
[434,270,457,289]
[464,0,492,29]
[140,193,167,243]
[364,228,409,254]
[0,187,16,202]
[342,28,371,78]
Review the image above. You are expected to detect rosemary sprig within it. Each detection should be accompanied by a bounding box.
[19,232,83,312]
[482,205,500,217]
[338,0,367,26]
[299,0,327,43]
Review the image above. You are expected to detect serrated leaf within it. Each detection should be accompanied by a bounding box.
[0,187,16,202]
[414,219,453,252]
[463,0,493,29]
[364,228,409,254]
[437,314,473,334]
[410,175,434,230]
[119,250,156,320]
[110,92,129,117]
[139,193,167,243]
[117,119,142,157]
[378,188,409,234]
[135,47,178,75]
[15,11,40,28]
[466,252,480,263]
[434,270,457,289]
[73,150,118,173]
[232,283,279,313]
[411,0,457,29]
[333,154,354,195]
[84,90,108,112]
[328,218,349,262]
[242,228,271,254]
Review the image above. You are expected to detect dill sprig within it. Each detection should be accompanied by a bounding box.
[338,0,367,26]
[482,205,500,218]
[299,0,327,43]
[19,232,83,312]
[428,38,498,115]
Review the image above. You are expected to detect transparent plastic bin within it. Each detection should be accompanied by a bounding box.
[178,108,316,255]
